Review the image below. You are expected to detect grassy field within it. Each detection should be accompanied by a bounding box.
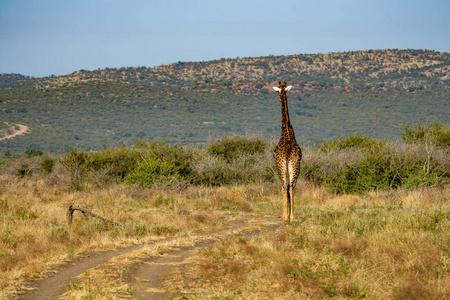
[0,132,449,299]
[0,174,448,299]
[182,185,450,299]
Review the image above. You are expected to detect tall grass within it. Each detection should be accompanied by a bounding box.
[0,175,254,297]
[184,187,450,299]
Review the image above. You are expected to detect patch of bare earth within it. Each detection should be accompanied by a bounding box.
[0,123,30,141]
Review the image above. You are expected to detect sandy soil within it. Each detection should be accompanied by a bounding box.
[0,123,30,141]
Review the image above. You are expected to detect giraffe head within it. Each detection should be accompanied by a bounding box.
[273,81,292,101]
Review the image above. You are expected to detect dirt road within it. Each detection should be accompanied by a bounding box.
[0,123,29,141]
[14,214,280,299]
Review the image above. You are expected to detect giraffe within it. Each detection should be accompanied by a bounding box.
[273,81,302,224]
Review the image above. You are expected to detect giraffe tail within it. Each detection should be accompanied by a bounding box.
[285,161,292,221]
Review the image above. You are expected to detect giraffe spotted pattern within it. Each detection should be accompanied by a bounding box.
[273,81,302,224]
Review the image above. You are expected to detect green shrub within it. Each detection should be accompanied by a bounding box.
[317,134,388,152]
[60,149,89,176]
[331,151,405,194]
[303,142,448,194]
[400,122,450,147]
[40,157,55,173]
[24,149,44,158]
[60,141,194,187]
[208,135,266,163]
[133,140,193,178]
[83,146,139,180]
[125,158,181,187]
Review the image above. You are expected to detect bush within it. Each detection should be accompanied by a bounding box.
[208,135,267,163]
[192,154,235,185]
[57,135,448,192]
[60,147,137,187]
[192,136,275,185]
[125,158,181,187]
[59,149,89,188]
[40,157,56,174]
[5,157,46,178]
[60,141,194,187]
[317,134,388,152]
[302,136,449,194]
[133,140,193,179]
[83,146,139,180]
[16,164,33,178]
[332,150,412,193]
[24,149,44,158]
[400,122,450,147]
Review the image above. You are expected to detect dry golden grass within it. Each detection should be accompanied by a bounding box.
[178,185,450,299]
[1,169,449,299]
[0,172,280,298]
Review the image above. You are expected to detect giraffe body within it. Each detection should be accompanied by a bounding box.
[273,81,302,224]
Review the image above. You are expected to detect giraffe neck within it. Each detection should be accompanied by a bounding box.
[280,94,295,140]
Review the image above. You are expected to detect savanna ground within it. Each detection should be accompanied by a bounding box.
[1,126,449,299]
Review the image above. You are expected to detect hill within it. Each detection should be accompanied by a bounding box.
[0,49,449,153]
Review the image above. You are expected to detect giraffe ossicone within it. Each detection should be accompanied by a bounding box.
[272,85,292,93]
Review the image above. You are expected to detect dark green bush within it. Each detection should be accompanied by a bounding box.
[329,151,406,194]
[24,149,44,158]
[40,157,55,173]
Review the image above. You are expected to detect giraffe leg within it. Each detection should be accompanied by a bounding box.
[282,187,289,224]
[289,185,295,223]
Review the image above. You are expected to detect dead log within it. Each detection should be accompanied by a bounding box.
[67,204,124,227]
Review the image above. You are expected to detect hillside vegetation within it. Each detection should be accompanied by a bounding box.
[0,49,449,153]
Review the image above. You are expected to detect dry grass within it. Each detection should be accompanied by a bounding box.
[1,166,449,299]
[179,186,450,299]
[0,171,280,298]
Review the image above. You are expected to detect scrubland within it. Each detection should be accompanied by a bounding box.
[0,126,449,299]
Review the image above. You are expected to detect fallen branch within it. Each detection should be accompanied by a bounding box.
[67,204,125,227]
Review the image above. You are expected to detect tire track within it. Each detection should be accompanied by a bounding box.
[14,214,280,300]
[126,217,279,299]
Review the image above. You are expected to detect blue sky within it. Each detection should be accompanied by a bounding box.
[1,0,449,77]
